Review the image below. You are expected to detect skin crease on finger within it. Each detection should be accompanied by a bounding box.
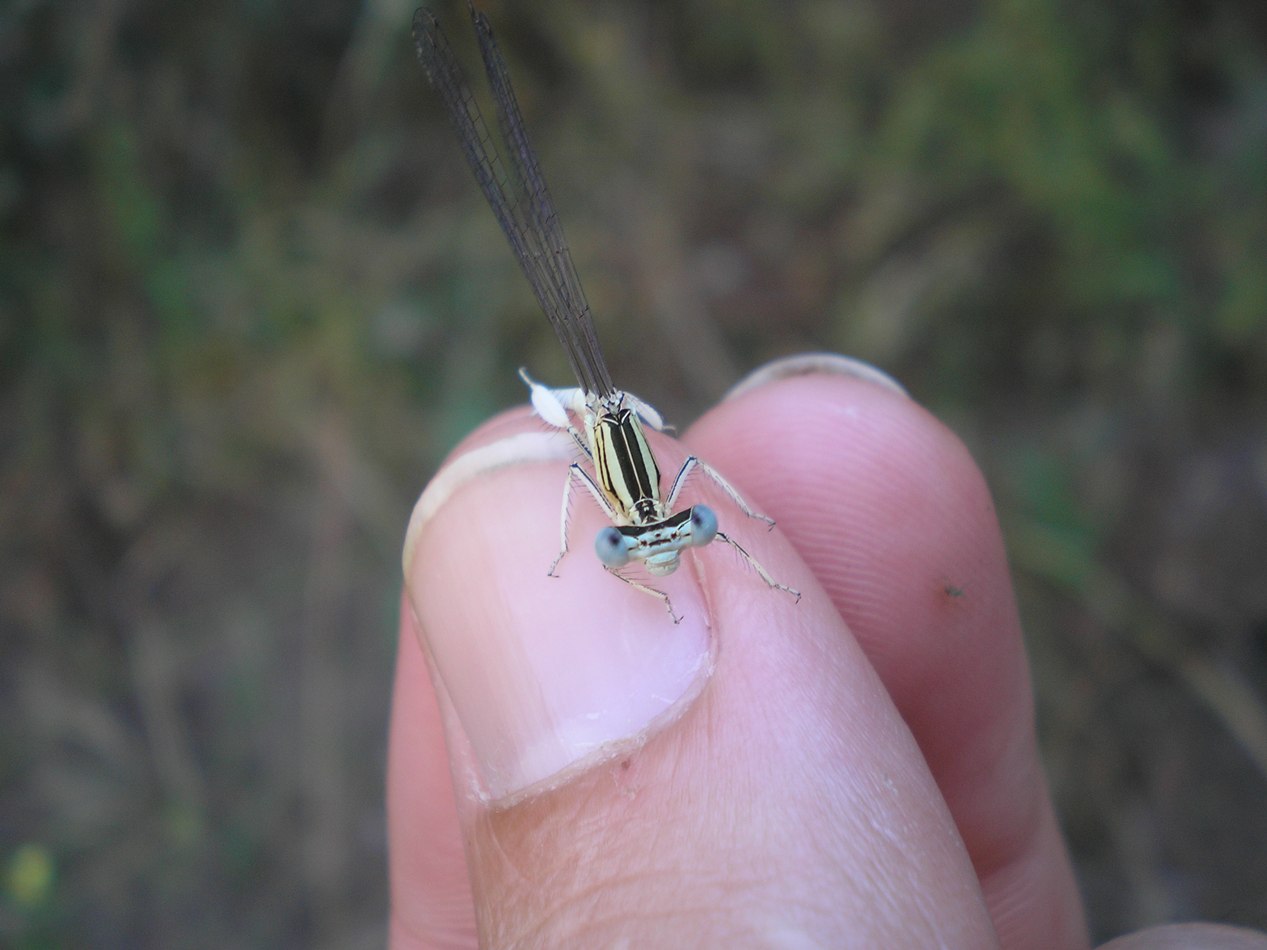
[389,610,1267,948]
[444,588,999,948]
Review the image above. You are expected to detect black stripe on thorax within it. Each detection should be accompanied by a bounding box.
[595,407,660,515]
[616,507,692,537]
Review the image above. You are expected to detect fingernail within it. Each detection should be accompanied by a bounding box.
[404,436,714,806]
[724,353,908,401]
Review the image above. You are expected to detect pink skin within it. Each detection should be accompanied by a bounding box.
[388,370,1258,948]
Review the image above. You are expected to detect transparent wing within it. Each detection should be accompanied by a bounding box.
[413,4,615,398]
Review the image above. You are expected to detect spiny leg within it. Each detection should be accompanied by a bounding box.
[550,462,619,577]
[603,566,681,624]
[564,425,588,457]
[715,530,801,602]
[665,456,776,528]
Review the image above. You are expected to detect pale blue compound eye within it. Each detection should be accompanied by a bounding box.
[689,505,718,547]
[595,526,631,567]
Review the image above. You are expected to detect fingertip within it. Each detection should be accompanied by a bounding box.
[688,368,1011,713]
[725,352,910,401]
[403,419,716,807]
[688,363,1088,949]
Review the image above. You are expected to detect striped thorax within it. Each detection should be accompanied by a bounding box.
[589,393,661,525]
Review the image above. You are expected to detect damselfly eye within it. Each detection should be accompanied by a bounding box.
[689,505,718,547]
[595,527,631,567]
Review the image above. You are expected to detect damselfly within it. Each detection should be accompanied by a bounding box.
[413,2,799,622]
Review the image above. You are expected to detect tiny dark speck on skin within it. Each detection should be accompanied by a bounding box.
[943,582,966,599]
[620,759,631,771]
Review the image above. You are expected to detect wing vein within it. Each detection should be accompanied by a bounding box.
[413,4,615,397]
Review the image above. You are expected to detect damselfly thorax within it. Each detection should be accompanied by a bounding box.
[520,371,798,621]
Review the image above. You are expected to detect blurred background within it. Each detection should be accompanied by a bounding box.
[3,0,1266,945]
